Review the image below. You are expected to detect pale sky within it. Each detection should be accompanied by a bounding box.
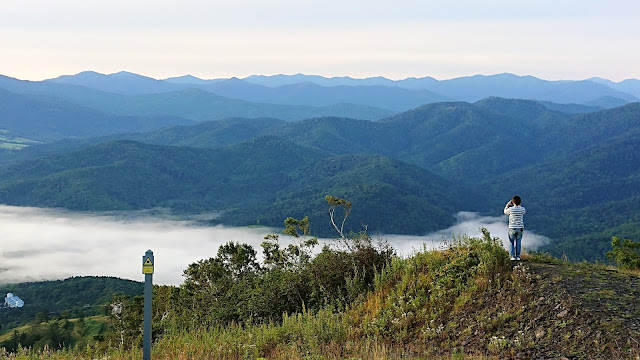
[1,0,639,81]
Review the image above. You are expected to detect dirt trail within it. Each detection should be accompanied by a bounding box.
[522,261,640,359]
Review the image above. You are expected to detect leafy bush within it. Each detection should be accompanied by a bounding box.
[606,236,640,270]
[109,210,395,349]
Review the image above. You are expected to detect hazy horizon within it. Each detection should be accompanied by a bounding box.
[3,70,638,83]
[0,205,548,286]
[1,1,638,82]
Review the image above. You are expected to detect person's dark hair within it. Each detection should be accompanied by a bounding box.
[512,195,521,206]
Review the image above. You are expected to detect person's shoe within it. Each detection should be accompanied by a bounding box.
[516,257,521,261]
[510,257,516,261]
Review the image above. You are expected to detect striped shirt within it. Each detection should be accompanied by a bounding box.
[504,205,526,229]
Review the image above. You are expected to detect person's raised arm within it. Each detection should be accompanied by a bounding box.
[504,200,513,214]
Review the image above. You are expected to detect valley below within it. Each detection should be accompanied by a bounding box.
[1,71,639,359]
[0,205,550,286]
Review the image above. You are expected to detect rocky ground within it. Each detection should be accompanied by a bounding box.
[504,259,640,359]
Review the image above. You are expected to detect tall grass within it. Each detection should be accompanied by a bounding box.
[1,230,511,360]
[348,230,512,350]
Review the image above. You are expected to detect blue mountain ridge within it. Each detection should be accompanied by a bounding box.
[40,71,639,110]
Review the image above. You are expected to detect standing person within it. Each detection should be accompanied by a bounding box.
[504,196,526,261]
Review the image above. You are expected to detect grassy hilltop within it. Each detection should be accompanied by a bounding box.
[2,230,639,359]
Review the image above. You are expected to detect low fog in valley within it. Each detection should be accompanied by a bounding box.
[0,205,548,286]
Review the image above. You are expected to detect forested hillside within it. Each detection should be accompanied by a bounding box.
[0,97,639,260]
[0,138,483,236]
[0,277,142,331]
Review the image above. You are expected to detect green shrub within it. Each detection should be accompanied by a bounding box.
[606,236,640,270]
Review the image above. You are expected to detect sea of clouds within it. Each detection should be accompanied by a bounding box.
[0,206,548,286]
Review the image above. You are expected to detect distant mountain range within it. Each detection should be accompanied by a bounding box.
[46,72,451,111]
[43,71,640,108]
[587,77,640,98]
[0,88,195,141]
[0,76,394,140]
[1,71,637,143]
[243,73,640,105]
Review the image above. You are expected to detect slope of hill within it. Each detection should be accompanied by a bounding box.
[536,102,640,154]
[537,100,602,114]
[0,88,195,141]
[374,100,568,186]
[2,100,552,190]
[87,88,394,121]
[0,76,395,123]
[0,130,40,150]
[0,277,142,331]
[0,138,482,236]
[5,237,638,359]
[99,101,561,185]
[126,117,286,148]
[0,118,286,168]
[186,260,637,358]
[584,95,632,109]
[227,153,484,234]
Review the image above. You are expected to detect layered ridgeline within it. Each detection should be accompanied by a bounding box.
[9,98,633,182]
[0,137,483,236]
[45,71,452,110]
[0,88,195,142]
[243,72,640,103]
[1,71,636,146]
[0,98,639,259]
[45,71,639,108]
[0,75,394,129]
[2,72,639,127]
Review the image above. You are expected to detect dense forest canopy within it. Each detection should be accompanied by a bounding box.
[1,99,638,261]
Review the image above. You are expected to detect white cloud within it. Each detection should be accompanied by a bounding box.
[382,211,549,257]
[0,205,276,286]
[0,206,549,286]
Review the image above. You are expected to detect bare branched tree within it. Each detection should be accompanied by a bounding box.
[325,195,352,248]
